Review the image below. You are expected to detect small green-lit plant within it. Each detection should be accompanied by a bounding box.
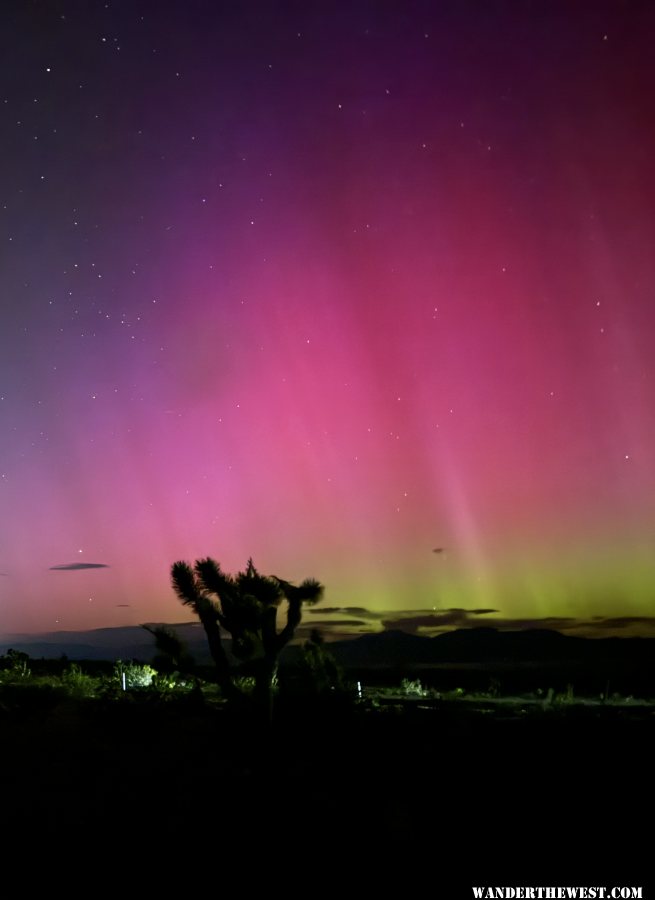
[115,660,157,689]
[60,663,97,697]
[151,671,191,692]
[1,649,31,681]
[401,677,427,697]
[233,676,257,693]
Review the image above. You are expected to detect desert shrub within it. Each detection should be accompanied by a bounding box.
[298,630,344,695]
[401,678,427,697]
[151,671,192,692]
[233,675,257,693]
[0,649,31,681]
[115,660,157,689]
[60,663,98,698]
[442,686,465,700]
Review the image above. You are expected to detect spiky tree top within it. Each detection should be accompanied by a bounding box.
[170,557,323,694]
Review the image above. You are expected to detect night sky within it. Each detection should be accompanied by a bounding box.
[1,1,654,637]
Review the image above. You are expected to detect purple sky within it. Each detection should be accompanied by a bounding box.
[1,1,654,636]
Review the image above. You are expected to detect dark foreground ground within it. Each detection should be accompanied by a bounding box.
[0,691,652,894]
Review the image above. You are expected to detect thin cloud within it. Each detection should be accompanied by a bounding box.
[572,616,655,630]
[382,611,575,634]
[115,603,130,608]
[305,605,655,639]
[381,608,501,632]
[50,563,110,571]
[307,606,501,637]
[383,610,470,632]
[309,606,387,620]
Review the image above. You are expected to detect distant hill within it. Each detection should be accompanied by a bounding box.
[0,623,211,662]
[327,627,655,668]
[1,623,654,669]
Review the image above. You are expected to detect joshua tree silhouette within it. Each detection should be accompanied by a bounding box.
[169,556,323,718]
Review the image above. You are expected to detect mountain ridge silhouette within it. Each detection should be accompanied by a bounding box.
[1,622,653,667]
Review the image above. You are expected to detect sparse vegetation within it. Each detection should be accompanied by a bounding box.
[0,649,31,681]
[0,648,653,725]
[116,659,157,688]
[401,677,428,697]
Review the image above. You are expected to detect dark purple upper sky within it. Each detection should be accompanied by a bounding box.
[1,1,654,635]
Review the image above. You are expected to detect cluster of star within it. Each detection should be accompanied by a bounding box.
[0,1,653,634]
